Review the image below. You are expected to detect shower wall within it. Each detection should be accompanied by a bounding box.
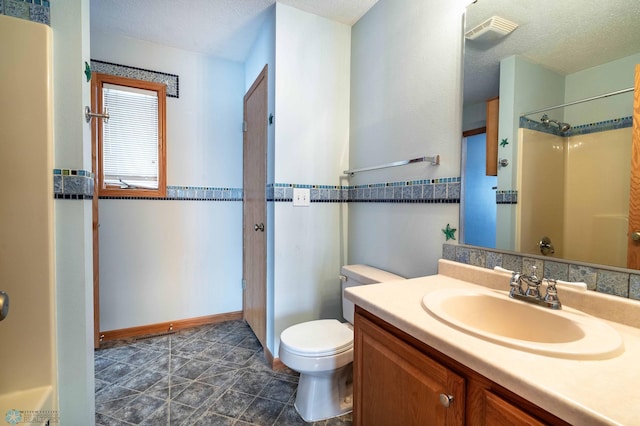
[518,126,631,267]
[518,128,565,257]
[0,14,56,413]
[564,127,631,267]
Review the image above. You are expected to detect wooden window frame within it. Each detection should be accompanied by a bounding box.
[91,73,167,198]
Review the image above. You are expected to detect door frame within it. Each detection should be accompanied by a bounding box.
[91,73,101,348]
[627,64,640,268]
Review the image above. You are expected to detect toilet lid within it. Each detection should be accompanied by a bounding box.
[280,319,353,357]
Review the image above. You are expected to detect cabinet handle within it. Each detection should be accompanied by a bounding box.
[439,393,454,408]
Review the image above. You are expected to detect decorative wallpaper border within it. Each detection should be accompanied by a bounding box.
[520,115,632,137]
[90,60,180,98]
[1,0,50,25]
[443,243,640,300]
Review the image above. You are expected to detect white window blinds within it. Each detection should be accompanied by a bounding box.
[102,83,159,189]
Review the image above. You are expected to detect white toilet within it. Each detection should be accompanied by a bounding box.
[279,264,405,422]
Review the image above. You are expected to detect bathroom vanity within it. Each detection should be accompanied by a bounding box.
[346,260,640,425]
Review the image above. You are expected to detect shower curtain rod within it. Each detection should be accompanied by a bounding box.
[520,87,634,117]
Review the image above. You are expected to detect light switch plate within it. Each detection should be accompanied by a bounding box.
[293,188,310,207]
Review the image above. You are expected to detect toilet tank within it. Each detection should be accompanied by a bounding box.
[340,264,405,324]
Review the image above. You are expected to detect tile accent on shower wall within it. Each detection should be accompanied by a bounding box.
[2,0,50,25]
[570,116,633,136]
[519,117,560,136]
[443,243,636,300]
[520,115,633,137]
[91,60,180,98]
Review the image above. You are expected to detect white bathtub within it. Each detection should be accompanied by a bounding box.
[0,386,56,424]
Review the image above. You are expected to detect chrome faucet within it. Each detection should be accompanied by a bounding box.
[509,266,562,309]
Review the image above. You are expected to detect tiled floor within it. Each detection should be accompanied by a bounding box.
[94,320,353,425]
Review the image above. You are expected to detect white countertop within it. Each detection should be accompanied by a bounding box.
[345,260,640,425]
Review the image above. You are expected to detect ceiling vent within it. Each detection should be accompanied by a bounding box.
[465,16,518,42]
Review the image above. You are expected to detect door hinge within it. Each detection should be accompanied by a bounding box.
[242,121,248,132]
[242,279,246,290]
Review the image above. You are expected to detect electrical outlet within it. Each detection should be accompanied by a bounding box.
[293,188,310,207]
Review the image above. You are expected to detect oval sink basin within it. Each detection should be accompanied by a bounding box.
[422,287,624,360]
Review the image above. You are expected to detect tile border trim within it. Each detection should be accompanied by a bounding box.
[496,190,518,204]
[442,243,640,300]
[54,169,94,198]
[520,115,632,137]
[268,178,461,203]
[53,169,243,201]
[52,171,463,204]
[90,59,180,98]
[1,0,50,26]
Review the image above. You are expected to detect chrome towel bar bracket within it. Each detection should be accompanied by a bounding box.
[85,106,110,123]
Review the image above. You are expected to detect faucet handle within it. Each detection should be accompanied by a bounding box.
[543,279,562,309]
[524,266,542,298]
[530,265,539,281]
[509,272,524,296]
[544,279,558,296]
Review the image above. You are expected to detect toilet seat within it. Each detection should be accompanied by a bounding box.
[280,319,353,357]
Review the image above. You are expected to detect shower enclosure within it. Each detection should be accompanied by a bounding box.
[517,90,633,268]
[0,14,57,419]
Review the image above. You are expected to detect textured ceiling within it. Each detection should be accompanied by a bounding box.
[90,0,379,63]
[91,0,640,105]
[464,0,640,105]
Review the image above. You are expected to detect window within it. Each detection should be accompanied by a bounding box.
[92,73,166,197]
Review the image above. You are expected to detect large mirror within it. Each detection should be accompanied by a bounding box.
[461,0,640,270]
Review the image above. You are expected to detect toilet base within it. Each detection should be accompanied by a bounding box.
[294,363,353,422]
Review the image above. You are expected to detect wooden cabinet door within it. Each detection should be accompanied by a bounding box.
[354,313,465,426]
[483,391,546,426]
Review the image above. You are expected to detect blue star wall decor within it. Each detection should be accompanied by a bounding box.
[442,224,456,241]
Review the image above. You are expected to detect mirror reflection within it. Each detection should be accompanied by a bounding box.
[461,0,640,270]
